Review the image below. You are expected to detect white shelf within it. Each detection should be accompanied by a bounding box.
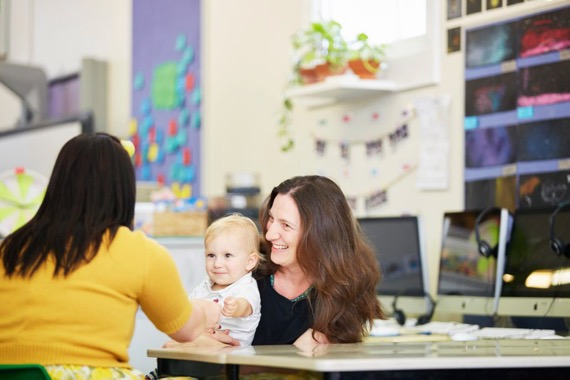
[285,75,400,106]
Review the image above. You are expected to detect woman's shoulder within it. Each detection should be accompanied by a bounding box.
[112,227,170,256]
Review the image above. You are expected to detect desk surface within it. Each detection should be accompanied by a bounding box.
[148,339,570,373]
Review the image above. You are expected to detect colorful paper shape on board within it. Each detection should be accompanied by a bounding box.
[190,88,201,105]
[183,47,195,65]
[156,145,165,164]
[176,91,186,108]
[183,166,195,183]
[140,98,151,116]
[175,34,187,52]
[148,143,159,163]
[168,119,178,136]
[182,147,191,165]
[131,134,140,151]
[148,127,156,143]
[133,72,145,91]
[176,127,188,146]
[170,164,183,182]
[129,118,138,136]
[140,116,153,137]
[185,73,195,91]
[166,137,178,154]
[179,108,190,127]
[155,128,164,144]
[190,112,201,129]
[177,60,189,76]
[152,62,178,109]
[140,142,150,164]
[141,165,152,181]
[176,77,186,94]
[157,173,165,186]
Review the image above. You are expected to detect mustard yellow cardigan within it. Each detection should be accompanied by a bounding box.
[0,227,192,368]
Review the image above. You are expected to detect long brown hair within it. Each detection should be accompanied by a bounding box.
[1,133,136,278]
[259,175,384,343]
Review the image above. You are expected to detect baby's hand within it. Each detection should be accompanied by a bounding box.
[221,296,238,317]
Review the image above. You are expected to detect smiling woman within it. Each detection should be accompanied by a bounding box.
[252,175,384,345]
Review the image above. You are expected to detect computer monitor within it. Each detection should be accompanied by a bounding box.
[497,207,570,318]
[436,208,511,316]
[0,112,94,179]
[357,216,430,316]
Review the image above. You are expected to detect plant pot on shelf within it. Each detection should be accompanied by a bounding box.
[315,62,347,82]
[348,58,380,79]
[298,67,319,85]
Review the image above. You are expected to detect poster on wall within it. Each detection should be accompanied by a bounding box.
[463,4,570,211]
[130,0,202,200]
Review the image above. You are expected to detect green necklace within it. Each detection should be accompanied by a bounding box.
[270,274,313,302]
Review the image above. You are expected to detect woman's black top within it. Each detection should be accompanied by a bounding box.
[252,275,313,345]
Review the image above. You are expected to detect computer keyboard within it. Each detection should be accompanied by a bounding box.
[470,327,557,340]
[369,319,559,340]
[369,319,402,337]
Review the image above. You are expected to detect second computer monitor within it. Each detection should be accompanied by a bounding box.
[437,208,510,316]
[497,207,570,318]
[357,216,429,315]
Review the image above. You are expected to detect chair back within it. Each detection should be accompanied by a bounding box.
[0,364,51,380]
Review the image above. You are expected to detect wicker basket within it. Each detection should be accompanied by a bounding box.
[152,210,208,237]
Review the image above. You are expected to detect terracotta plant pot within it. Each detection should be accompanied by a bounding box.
[298,67,319,85]
[315,62,347,82]
[348,58,380,79]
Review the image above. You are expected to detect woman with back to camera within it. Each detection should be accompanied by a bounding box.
[0,133,221,379]
[199,175,384,347]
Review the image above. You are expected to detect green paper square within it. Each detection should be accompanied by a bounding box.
[152,62,178,109]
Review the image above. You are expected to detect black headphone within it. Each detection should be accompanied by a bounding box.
[549,200,570,258]
[392,292,435,326]
[474,207,500,258]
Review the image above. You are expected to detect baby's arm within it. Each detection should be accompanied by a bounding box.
[221,296,253,318]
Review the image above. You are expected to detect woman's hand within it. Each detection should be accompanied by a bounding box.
[190,298,222,329]
[204,327,241,346]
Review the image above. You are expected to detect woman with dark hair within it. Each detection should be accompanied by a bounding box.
[251,175,384,345]
[0,133,220,379]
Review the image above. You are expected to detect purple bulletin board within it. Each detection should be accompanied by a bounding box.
[131,0,202,199]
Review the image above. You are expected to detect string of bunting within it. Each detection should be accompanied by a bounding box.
[313,106,416,158]
[346,163,418,212]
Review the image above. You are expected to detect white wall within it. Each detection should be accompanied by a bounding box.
[0,0,131,133]
[1,0,567,330]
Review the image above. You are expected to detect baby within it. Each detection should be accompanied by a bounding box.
[190,213,262,346]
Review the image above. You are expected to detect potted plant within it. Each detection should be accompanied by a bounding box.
[291,20,349,84]
[348,33,386,79]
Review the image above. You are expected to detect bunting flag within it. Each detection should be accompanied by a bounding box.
[313,106,415,159]
[342,164,417,213]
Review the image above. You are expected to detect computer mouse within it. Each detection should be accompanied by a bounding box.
[450,332,478,341]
